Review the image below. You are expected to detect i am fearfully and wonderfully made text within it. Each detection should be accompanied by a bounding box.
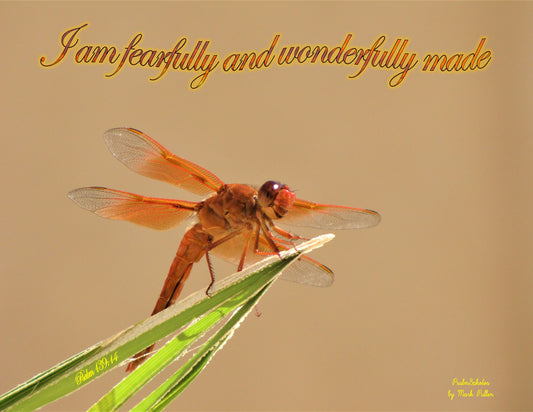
[40,24,492,89]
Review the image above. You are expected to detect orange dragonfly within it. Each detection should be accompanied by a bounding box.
[68,128,380,371]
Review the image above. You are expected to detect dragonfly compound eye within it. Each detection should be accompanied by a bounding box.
[258,180,282,207]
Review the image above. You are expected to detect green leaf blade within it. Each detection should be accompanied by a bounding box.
[0,234,334,411]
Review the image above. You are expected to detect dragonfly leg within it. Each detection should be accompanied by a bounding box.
[204,251,215,296]
[256,214,282,258]
[203,229,245,296]
[237,233,252,271]
[263,214,308,242]
[271,224,308,241]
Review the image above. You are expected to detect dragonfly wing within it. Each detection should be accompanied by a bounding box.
[280,255,334,287]
[209,229,334,287]
[103,128,224,196]
[68,187,197,230]
[281,198,381,230]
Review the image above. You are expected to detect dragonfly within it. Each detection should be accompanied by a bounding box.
[68,128,381,371]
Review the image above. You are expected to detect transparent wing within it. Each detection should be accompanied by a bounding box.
[68,187,198,230]
[280,255,334,287]
[103,128,224,196]
[210,229,334,287]
[281,198,381,230]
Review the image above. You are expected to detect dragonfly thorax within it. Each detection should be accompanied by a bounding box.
[198,184,259,233]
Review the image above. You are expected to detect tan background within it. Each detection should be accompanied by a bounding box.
[1,2,531,411]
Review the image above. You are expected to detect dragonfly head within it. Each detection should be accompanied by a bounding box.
[258,180,296,219]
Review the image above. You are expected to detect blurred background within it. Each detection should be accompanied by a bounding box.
[1,2,531,411]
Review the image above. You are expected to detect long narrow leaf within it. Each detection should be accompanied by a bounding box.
[89,248,291,411]
[0,234,334,411]
[143,282,272,411]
